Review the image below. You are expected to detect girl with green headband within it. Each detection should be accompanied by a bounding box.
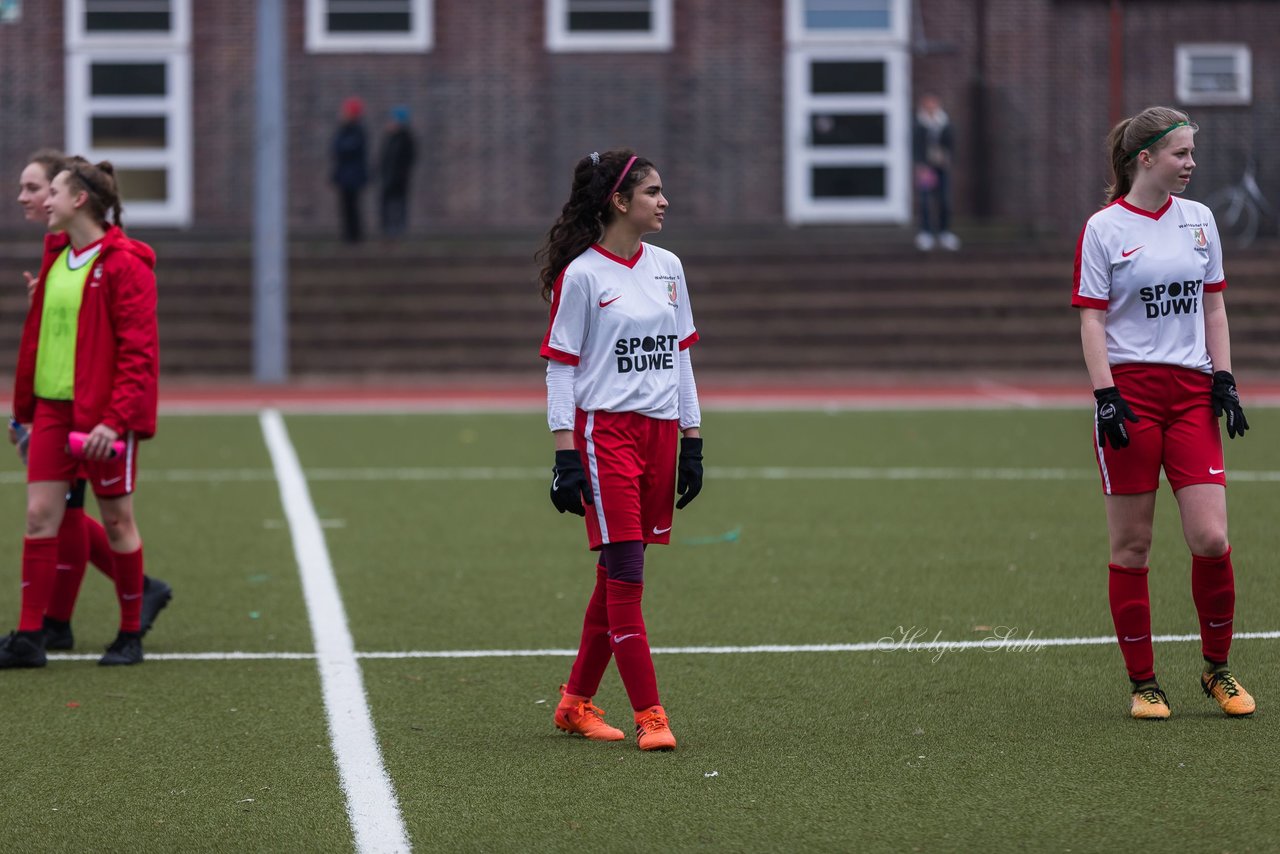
[1072,105,1255,722]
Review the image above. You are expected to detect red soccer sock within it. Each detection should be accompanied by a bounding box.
[86,515,116,581]
[112,546,146,633]
[18,536,60,633]
[1108,563,1154,682]
[1191,547,1235,664]
[565,564,613,698]
[606,578,660,712]
[46,508,91,623]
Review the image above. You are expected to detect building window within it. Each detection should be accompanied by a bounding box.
[785,0,909,224]
[787,0,906,44]
[65,0,191,227]
[546,0,673,52]
[1176,44,1251,106]
[785,46,909,224]
[306,0,433,53]
[67,0,190,47]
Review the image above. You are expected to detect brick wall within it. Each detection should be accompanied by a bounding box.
[190,3,258,231]
[1,0,1276,239]
[0,2,65,234]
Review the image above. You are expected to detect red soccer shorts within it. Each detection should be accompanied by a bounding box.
[27,399,138,498]
[1094,363,1226,495]
[576,408,678,549]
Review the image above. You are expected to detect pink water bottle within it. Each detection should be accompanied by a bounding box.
[67,431,126,460]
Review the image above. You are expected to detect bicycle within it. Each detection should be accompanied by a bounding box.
[1203,156,1276,248]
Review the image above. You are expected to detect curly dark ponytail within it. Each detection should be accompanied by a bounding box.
[536,149,653,302]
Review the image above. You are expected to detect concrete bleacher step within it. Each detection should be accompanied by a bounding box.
[1,236,1278,378]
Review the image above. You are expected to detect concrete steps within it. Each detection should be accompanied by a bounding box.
[0,236,1277,379]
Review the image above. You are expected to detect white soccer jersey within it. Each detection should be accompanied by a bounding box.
[541,243,698,420]
[1072,196,1226,373]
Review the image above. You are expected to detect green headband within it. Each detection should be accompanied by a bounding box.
[1125,121,1190,160]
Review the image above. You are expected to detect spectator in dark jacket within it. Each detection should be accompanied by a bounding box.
[912,93,960,251]
[378,106,417,238]
[331,96,369,243]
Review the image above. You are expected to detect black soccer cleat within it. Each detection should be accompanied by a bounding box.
[140,576,172,636]
[0,630,48,669]
[99,630,144,666]
[42,617,74,651]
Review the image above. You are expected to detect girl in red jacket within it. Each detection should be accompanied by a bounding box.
[0,157,159,669]
[13,150,171,652]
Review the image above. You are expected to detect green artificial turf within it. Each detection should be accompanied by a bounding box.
[0,408,1274,852]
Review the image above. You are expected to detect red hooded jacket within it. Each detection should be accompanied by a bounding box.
[13,226,159,439]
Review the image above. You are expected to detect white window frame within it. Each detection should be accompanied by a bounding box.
[306,0,433,53]
[1176,43,1251,106]
[65,0,191,227]
[786,0,908,47]
[546,0,673,53]
[785,46,910,224]
[65,50,192,227]
[66,0,190,50]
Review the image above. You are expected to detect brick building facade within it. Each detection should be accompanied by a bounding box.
[1,0,1275,240]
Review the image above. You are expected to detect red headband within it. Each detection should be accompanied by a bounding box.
[604,155,638,206]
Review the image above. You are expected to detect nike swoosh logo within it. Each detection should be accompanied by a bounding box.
[652,525,672,535]
[100,476,123,486]
[1122,635,1149,642]
[1121,245,1144,257]
[1209,467,1225,475]
[122,593,143,601]
[598,295,622,308]
[612,633,640,643]
[1209,619,1233,628]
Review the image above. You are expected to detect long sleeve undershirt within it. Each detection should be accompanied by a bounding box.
[546,350,701,432]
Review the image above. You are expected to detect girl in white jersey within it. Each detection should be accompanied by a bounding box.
[538,149,702,751]
[1072,106,1254,721]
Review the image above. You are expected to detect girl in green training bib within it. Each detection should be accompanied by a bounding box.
[1,157,160,670]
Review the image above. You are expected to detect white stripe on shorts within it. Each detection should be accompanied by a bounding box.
[126,431,136,492]
[583,412,610,542]
[1093,417,1112,495]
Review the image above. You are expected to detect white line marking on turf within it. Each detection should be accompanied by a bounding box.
[261,409,411,854]
[5,466,1278,486]
[47,630,1280,662]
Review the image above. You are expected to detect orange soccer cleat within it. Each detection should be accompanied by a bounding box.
[1202,668,1256,717]
[1130,682,1171,721]
[554,685,625,741]
[634,705,677,751]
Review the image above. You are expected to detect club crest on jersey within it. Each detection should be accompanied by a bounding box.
[1191,227,1207,249]
[667,281,677,306]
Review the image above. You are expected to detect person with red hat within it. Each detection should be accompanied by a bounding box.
[331,96,369,243]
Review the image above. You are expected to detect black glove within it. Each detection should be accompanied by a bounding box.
[675,437,703,510]
[1094,387,1139,449]
[550,449,593,516]
[1211,370,1249,439]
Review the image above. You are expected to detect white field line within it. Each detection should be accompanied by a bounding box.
[4,465,1277,485]
[260,410,411,854]
[44,630,1280,662]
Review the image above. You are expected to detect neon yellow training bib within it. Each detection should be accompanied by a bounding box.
[34,247,96,401]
